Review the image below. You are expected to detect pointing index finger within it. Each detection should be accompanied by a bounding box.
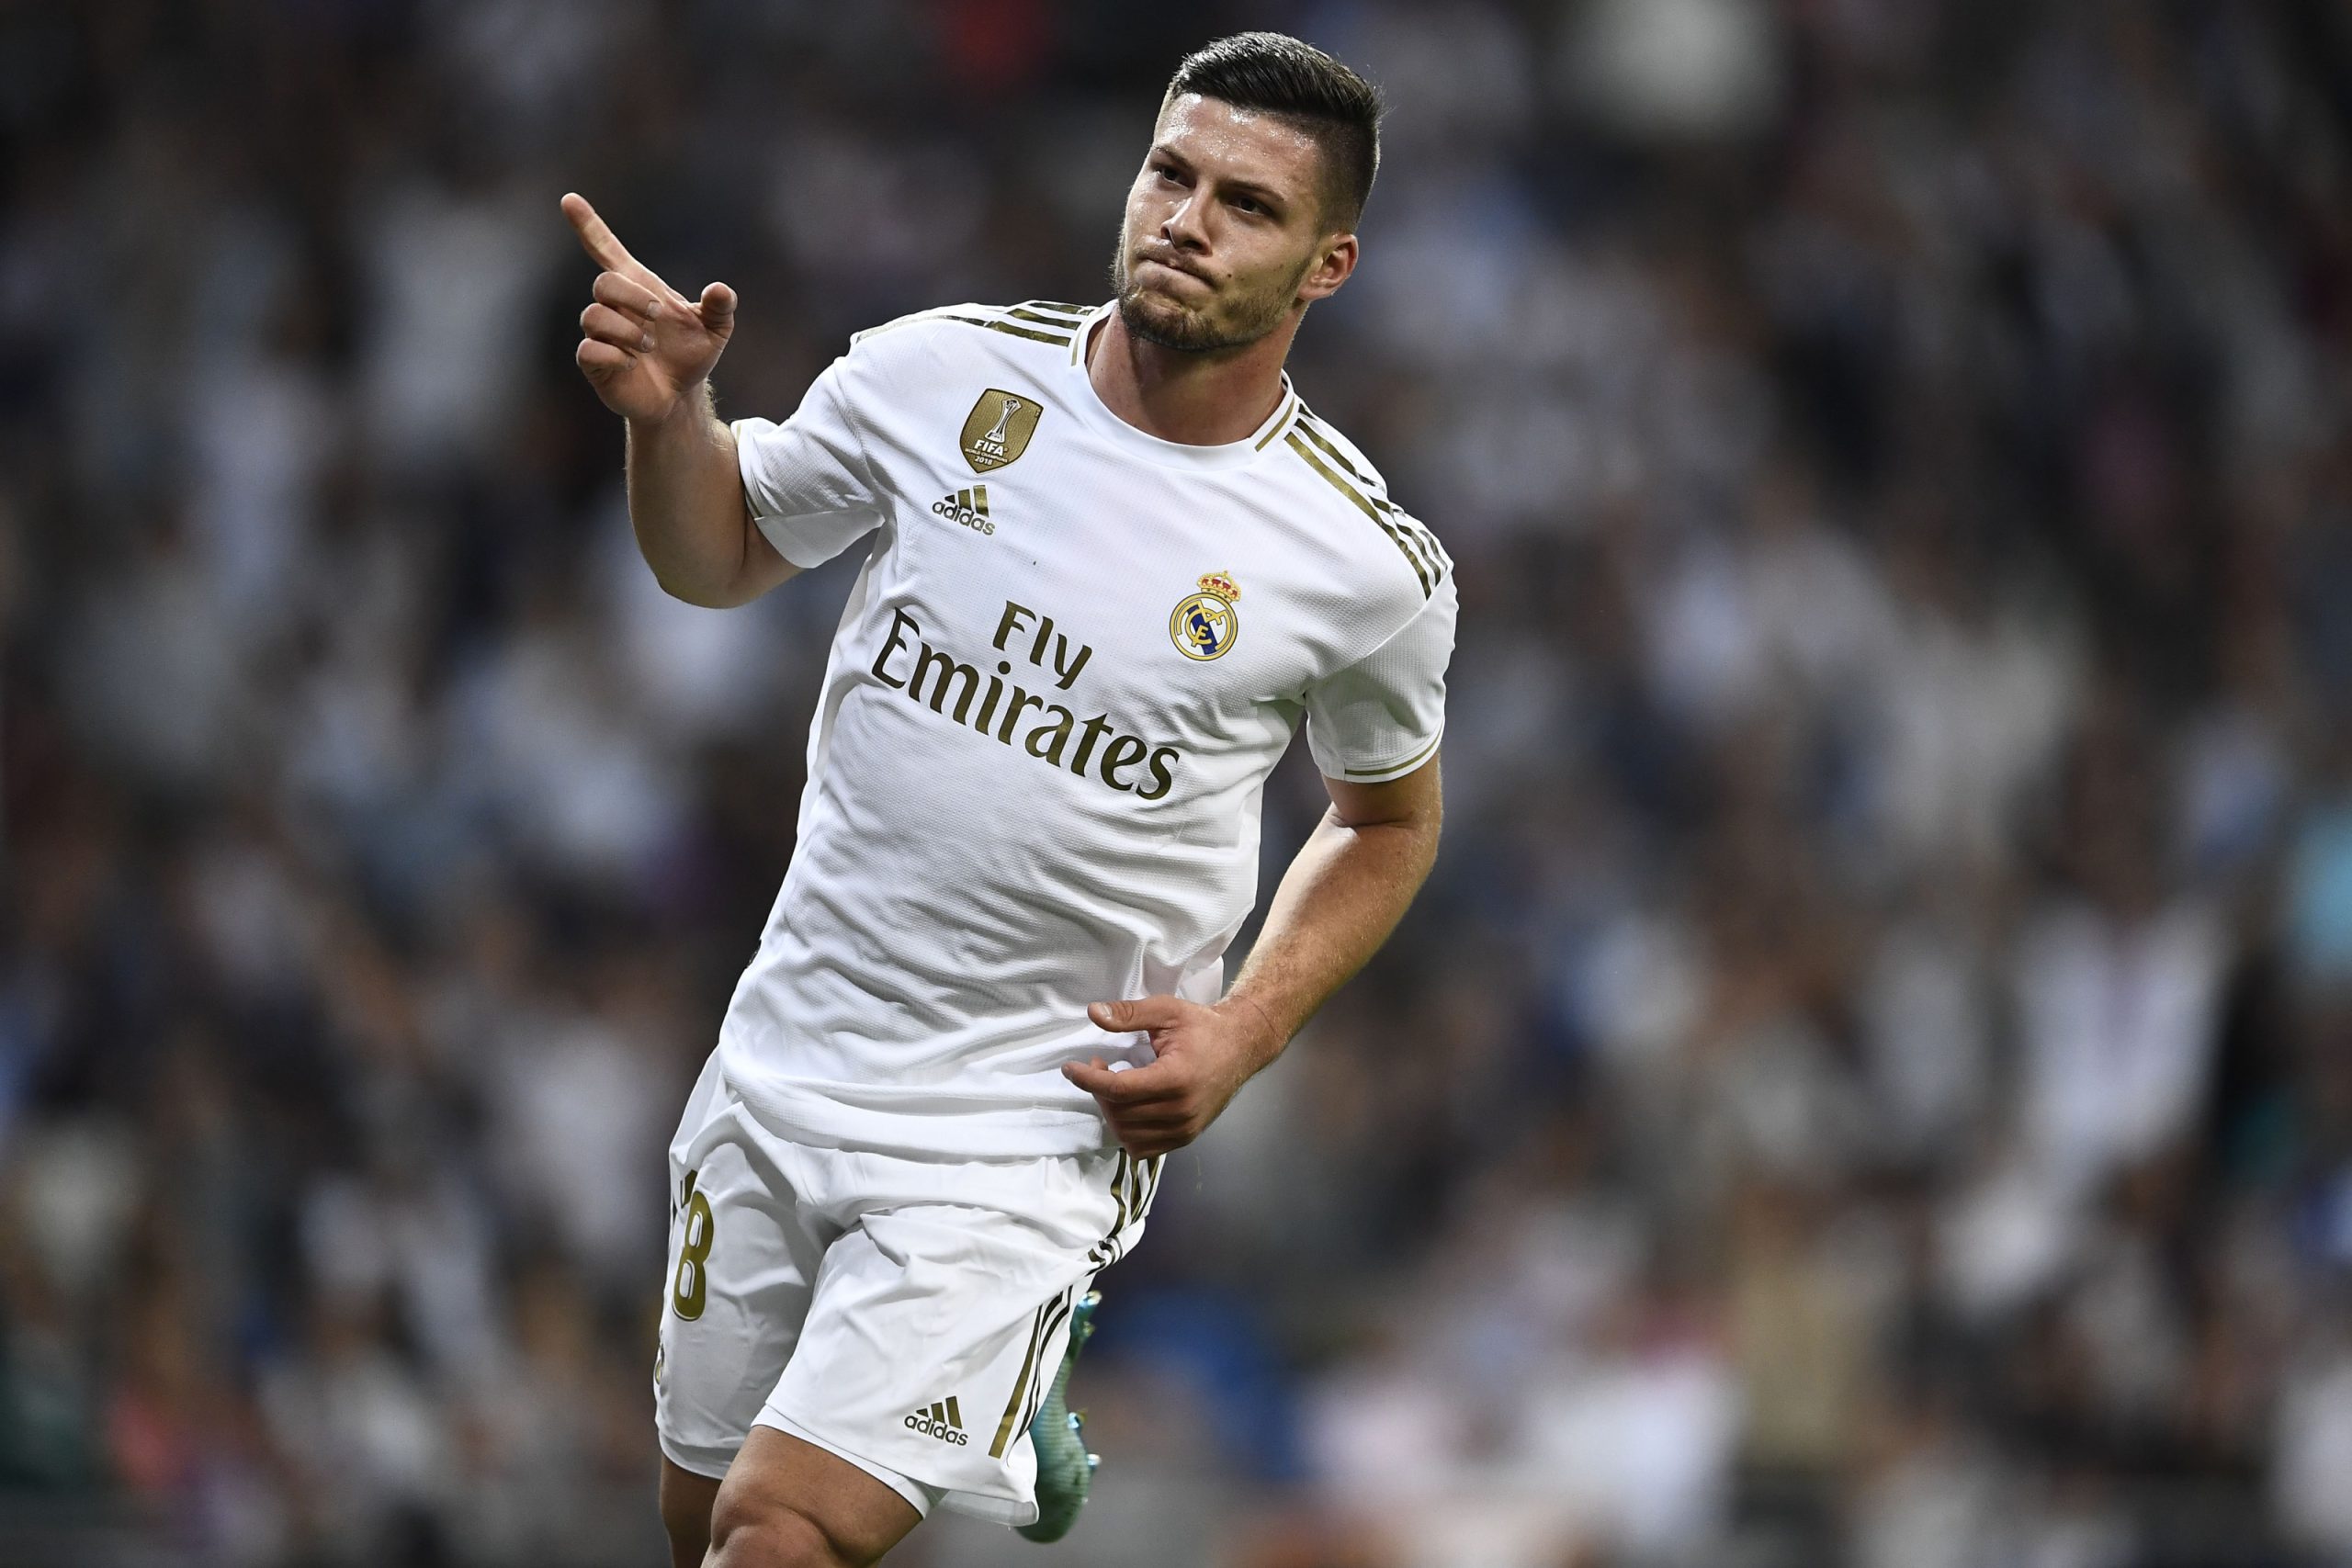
[560,193,669,293]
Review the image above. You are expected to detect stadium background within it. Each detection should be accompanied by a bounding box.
[5,2,2352,1564]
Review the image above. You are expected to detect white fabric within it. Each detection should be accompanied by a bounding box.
[717,300,1456,1157]
[652,1053,1158,1524]
[2011,899,2224,1187]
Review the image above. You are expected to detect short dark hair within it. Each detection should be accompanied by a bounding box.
[1163,32,1384,230]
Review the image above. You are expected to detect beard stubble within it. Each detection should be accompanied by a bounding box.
[1109,233,1312,354]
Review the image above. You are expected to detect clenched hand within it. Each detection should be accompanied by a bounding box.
[1063,997,1283,1157]
[562,192,737,424]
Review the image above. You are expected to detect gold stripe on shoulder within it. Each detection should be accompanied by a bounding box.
[1284,431,1433,598]
[1397,518,1450,578]
[1402,517,1450,570]
[851,305,962,344]
[1373,499,1449,581]
[1295,416,1372,483]
[1012,301,1089,325]
[942,314,1071,347]
[1392,513,1446,581]
[1296,415,1449,581]
[1368,495,1442,578]
[1006,306,1083,330]
[1254,390,1299,450]
[1344,733,1442,779]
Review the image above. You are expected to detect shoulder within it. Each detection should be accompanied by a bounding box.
[814,300,1092,431]
[847,299,1095,361]
[1271,402,1454,612]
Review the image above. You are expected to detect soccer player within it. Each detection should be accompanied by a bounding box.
[564,32,1453,1568]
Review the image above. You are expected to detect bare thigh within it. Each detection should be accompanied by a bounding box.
[661,1455,723,1568]
[677,1427,922,1568]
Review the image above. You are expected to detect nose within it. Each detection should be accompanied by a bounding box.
[1160,193,1210,254]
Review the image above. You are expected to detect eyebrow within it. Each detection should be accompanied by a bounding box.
[1220,177,1288,212]
[1148,144,1293,214]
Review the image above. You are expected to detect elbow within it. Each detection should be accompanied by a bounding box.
[1329,802,1442,861]
[1409,811,1442,878]
[629,490,773,609]
[650,570,732,609]
[649,562,755,609]
[1391,804,1444,885]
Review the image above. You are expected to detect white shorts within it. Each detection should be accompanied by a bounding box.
[652,1052,1159,1525]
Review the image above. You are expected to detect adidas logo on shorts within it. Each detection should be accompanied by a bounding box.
[932,485,994,535]
[906,1397,969,1445]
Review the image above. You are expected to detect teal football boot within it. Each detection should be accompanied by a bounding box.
[1018,1291,1102,1543]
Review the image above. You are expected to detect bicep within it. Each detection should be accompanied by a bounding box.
[727,493,801,604]
[1322,751,1441,831]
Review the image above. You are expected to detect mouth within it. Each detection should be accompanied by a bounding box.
[1135,253,1212,289]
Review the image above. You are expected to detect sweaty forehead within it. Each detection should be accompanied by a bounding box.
[1151,94,1325,198]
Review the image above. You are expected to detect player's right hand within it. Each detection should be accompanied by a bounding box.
[561,192,737,425]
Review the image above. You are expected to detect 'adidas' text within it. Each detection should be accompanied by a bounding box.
[933,485,994,535]
[907,1398,969,1444]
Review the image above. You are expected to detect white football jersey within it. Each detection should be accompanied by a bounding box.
[717,299,1456,1158]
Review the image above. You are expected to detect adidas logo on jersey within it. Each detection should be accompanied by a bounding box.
[906,1398,969,1445]
[933,485,994,535]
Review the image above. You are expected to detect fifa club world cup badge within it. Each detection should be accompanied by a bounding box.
[1170,571,1241,661]
[960,389,1043,472]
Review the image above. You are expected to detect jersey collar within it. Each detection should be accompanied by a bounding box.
[1062,301,1298,472]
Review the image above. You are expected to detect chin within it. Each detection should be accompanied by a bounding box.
[1119,288,1215,347]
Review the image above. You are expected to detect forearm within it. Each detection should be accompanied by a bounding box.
[624,382,774,607]
[1070,761,1443,1156]
[1219,802,1440,1069]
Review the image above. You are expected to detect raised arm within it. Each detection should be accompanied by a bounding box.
[1066,757,1443,1156]
[562,193,795,608]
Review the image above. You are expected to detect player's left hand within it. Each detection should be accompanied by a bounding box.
[1065,996,1283,1157]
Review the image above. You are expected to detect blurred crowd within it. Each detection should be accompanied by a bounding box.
[4,1,2352,1564]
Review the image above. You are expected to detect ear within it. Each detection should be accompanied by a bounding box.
[1297,231,1359,304]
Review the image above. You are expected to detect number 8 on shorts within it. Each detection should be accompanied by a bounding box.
[673,1173,715,1321]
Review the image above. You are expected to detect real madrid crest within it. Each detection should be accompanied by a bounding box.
[1170,571,1241,661]
[959,389,1043,472]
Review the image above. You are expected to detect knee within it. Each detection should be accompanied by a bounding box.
[707,1492,851,1568]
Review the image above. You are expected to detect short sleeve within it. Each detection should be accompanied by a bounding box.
[729,353,887,570]
[1302,573,1457,784]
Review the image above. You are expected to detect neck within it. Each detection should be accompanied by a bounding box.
[1086,306,1296,446]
